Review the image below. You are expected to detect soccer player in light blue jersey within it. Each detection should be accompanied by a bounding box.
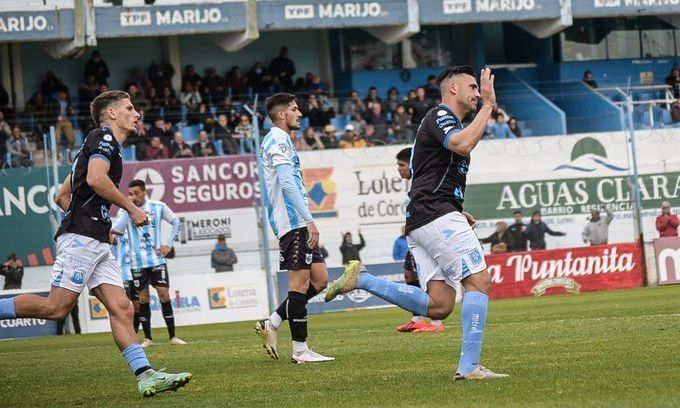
[111,232,141,331]
[254,93,334,364]
[112,179,186,347]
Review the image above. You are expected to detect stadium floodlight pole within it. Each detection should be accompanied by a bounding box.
[244,98,277,313]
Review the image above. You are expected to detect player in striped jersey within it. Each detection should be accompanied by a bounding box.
[111,231,142,332]
[254,93,334,364]
[112,179,185,347]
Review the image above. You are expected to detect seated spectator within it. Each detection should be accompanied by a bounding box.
[211,234,238,272]
[170,131,194,159]
[423,75,440,105]
[131,66,152,97]
[297,127,324,151]
[321,124,339,149]
[201,67,225,101]
[349,111,367,136]
[392,226,408,261]
[363,124,380,146]
[234,114,255,154]
[508,116,522,137]
[40,70,65,98]
[409,87,431,124]
[225,65,248,100]
[47,89,76,149]
[1,253,24,290]
[7,126,33,168]
[127,83,150,116]
[363,102,389,139]
[182,64,202,88]
[197,103,215,132]
[180,81,202,121]
[160,86,181,124]
[78,74,100,116]
[583,70,597,88]
[216,96,237,124]
[25,91,49,136]
[247,62,271,95]
[84,50,110,86]
[269,46,296,92]
[148,60,175,94]
[192,130,216,157]
[0,110,12,146]
[147,117,173,147]
[392,104,413,143]
[384,87,400,115]
[666,66,680,98]
[339,124,367,149]
[309,75,329,94]
[343,90,367,116]
[364,86,381,108]
[214,114,238,155]
[480,222,512,253]
[145,135,169,160]
[671,98,680,124]
[305,94,329,128]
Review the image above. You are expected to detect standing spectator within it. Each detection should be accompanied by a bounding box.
[56,301,81,335]
[480,222,512,253]
[145,135,169,160]
[7,126,32,168]
[47,89,76,149]
[234,114,255,154]
[25,91,49,136]
[508,116,522,137]
[211,235,238,272]
[582,205,614,246]
[269,46,296,92]
[343,90,367,116]
[507,210,528,252]
[527,210,566,250]
[182,64,202,88]
[582,71,598,88]
[225,66,248,99]
[339,124,367,148]
[0,110,11,142]
[40,71,65,98]
[665,66,680,98]
[148,60,175,94]
[0,253,23,290]
[392,227,408,261]
[214,114,238,155]
[297,127,324,151]
[131,66,152,97]
[192,130,216,157]
[160,86,181,124]
[179,81,202,123]
[321,124,339,149]
[671,98,680,124]
[246,62,270,94]
[656,201,679,237]
[78,74,100,121]
[127,83,150,116]
[423,75,440,104]
[84,51,110,85]
[340,230,366,265]
[409,87,431,124]
[170,131,194,159]
[486,107,516,139]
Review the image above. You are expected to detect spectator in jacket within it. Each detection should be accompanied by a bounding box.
[392,227,408,261]
[40,70,65,98]
[214,114,238,155]
[48,89,76,149]
[145,135,169,160]
[1,253,24,290]
[583,70,598,88]
[0,111,12,158]
[656,201,679,238]
[339,124,367,149]
[269,46,295,92]
[7,126,33,168]
[666,66,680,98]
[671,98,680,124]
[507,210,528,252]
[170,131,194,159]
[84,51,110,85]
[343,90,367,116]
[297,127,325,151]
[582,205,614,245]
[340,230,365,265]
[321,124,340,149]
[527,211,566,250]
[192,130,216,157]
[480,222,512,253]
[211,235,238,272]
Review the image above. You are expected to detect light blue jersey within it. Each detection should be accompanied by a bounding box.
[112,234,132,281]
[259,126,313,239]
[112,199,181,270]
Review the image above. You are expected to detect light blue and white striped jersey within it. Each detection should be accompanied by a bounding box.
[259,126,310,239]
[113,199,181,270]
[111,234,132,281]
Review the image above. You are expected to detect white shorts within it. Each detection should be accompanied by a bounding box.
[407,211,487,291]
[51,233,124,293]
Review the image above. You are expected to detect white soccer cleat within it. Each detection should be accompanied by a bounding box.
[140,338,154,348]
[254,320,279,360]
[169,337,187,345]
[454,365,509,380]
[291,348,335,365]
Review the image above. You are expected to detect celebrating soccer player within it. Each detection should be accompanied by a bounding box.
[326,67,508,379]
[111,179,185,347]
[254,93,334,364]
[0,91,191,396]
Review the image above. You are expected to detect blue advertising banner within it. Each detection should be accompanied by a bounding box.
[572,0,680,18]
[0,292,57,340]
[419,0,562,24]
[277,262,406,314]
[0,10,75,42]
[258,0,409,30]
[95,2,247,38]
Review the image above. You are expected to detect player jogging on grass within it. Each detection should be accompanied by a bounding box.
[254,93,334,364]
[111,179,186,347]
[326,67,508,380]
[0,90,191,396]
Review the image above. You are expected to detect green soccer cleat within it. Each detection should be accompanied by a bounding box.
[137,368,192,397]
[325,260,362,302]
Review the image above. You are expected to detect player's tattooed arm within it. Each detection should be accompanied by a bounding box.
[55,174,72,211]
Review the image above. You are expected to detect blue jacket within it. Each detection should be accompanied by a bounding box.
[392,235,408,261]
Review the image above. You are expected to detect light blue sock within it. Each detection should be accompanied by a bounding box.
[457,291,489,375]
[357,273,429,316]
[122,344,151,376]
[0,298,16,319]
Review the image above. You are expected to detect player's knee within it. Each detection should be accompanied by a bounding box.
[48,303,72,321]
[314,276,328,291]
[158,293,171,303]
[109,299,134,320]
[463,271,491,294]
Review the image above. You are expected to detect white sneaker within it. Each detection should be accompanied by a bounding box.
[140,338,154,348]
[454,365,509,380]
[169,337,187,345]
[254,320,279,360]
[291,348,335,364]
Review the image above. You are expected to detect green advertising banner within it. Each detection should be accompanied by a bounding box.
[0,166,69,266]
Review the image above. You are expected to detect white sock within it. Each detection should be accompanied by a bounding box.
[292,341,308,354]
[412,316,424,323]
[430,320,442,326]
[269,312,282,330]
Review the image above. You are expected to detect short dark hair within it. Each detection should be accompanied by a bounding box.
[396,147,411,162]
[90,90,130,124]
[265,93,296,121]
[128,179,146,190]
[513,210,522,215]
[6,253,16,262]
[532,210,542,216]
[436,65,476,88]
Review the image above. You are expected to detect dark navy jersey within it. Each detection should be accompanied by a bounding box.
[56,127,123,243]
[405,104,469,234]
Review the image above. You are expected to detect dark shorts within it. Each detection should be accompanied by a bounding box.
[403,250,416,273]
[131,264,169,291]
[124,280,138,302]
[279,227,325,271]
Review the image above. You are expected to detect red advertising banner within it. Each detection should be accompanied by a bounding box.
[487,242,644,299]
[119,156,259,212]
[653,237,680,285]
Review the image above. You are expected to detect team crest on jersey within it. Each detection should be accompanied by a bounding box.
[103,134,112,141]
[457,161,468,175]
[279,143,288,153]
[437,109,447,116]
[469,249,483,266]
[71,270,85,285]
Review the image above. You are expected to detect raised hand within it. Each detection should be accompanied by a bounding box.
[480,67,496,108]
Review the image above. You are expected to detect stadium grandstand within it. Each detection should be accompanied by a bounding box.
[1,0,679,405]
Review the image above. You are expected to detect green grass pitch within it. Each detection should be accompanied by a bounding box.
[1,286,679,407]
